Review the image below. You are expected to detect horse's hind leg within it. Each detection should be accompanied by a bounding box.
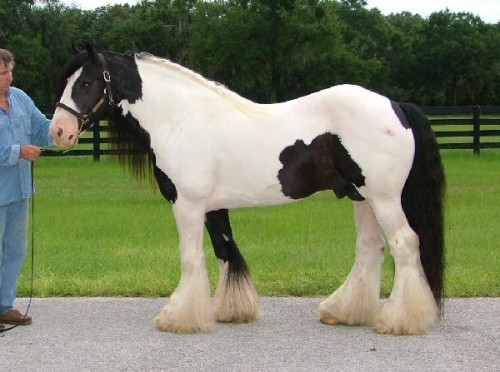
[370,198,437,335]
[154,199,215,333]
[205,209,260,323]
[319,200,384,326]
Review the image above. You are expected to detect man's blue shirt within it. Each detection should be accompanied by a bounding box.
[0,87,53,206]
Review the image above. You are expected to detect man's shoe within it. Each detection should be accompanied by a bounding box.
[0,309,32,325]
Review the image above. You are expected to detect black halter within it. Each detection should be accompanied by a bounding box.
[56,53,115,133]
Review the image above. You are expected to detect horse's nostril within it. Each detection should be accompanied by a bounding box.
[68,134,74,140]
[57,128,63,137]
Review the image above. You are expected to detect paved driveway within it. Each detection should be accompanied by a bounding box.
[1,297,498,371]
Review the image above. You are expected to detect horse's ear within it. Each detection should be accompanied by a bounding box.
[85,43,100,65]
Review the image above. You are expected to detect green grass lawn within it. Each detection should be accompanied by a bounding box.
[17,150,500,298]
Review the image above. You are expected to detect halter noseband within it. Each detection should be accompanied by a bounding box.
[56,53,115,133]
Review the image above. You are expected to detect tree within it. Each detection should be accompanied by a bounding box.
[385,12,426,102]
[188,0,349,103]
[0,0,34,46]
[415,10,497,105]
[333,0,390,91]
[6,35,50,104]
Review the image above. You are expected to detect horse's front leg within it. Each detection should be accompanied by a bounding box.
[205,209,260,323]
[154,199,215,333]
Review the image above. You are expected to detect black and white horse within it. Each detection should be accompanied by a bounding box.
[50,45,445,335]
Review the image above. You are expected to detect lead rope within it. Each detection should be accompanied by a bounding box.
[0,161,35,334]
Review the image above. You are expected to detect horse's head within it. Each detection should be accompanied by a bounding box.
[51,44,116,147]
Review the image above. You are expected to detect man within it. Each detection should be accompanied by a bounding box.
[0,48,53,329]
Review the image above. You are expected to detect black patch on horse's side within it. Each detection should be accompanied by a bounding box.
[278,133,365,201]
[391,101,410,129]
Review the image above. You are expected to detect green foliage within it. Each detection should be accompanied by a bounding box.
[189,0,349,102]
[414,11,498,105]
[1,0,499,106]
[6,35,51,104]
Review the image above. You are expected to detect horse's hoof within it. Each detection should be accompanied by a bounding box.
[373,303,435,335]
[373,317,427,335]
[154,310,216,334]
[318,308,341,325]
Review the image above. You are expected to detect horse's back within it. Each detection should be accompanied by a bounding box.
[269,84,410,143]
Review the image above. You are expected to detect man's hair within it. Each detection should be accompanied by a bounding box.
[0,49,15,67]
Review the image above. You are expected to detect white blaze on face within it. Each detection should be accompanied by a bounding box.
[50,68,83,147]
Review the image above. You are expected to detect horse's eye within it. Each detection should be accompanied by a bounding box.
[79,80,91,88]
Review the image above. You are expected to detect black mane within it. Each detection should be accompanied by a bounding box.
[108,108,153,183]
[104,52,152,183]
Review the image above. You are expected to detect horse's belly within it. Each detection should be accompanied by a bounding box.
[207,167,294,210]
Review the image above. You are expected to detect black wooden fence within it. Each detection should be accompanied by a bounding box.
[42,105,500,160]
[422,106,500,154]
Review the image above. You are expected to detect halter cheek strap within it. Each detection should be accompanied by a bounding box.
[56,53,115,133]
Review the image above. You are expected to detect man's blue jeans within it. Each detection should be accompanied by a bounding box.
[0,199,28,315]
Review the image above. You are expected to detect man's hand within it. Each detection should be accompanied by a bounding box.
[20,145,42,161]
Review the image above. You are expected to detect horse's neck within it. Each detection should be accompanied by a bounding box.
[126,59,257,132]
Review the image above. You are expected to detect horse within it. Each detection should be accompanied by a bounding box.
[50,44,445,335]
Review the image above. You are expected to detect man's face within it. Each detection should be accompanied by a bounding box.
[0,62,14,96]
